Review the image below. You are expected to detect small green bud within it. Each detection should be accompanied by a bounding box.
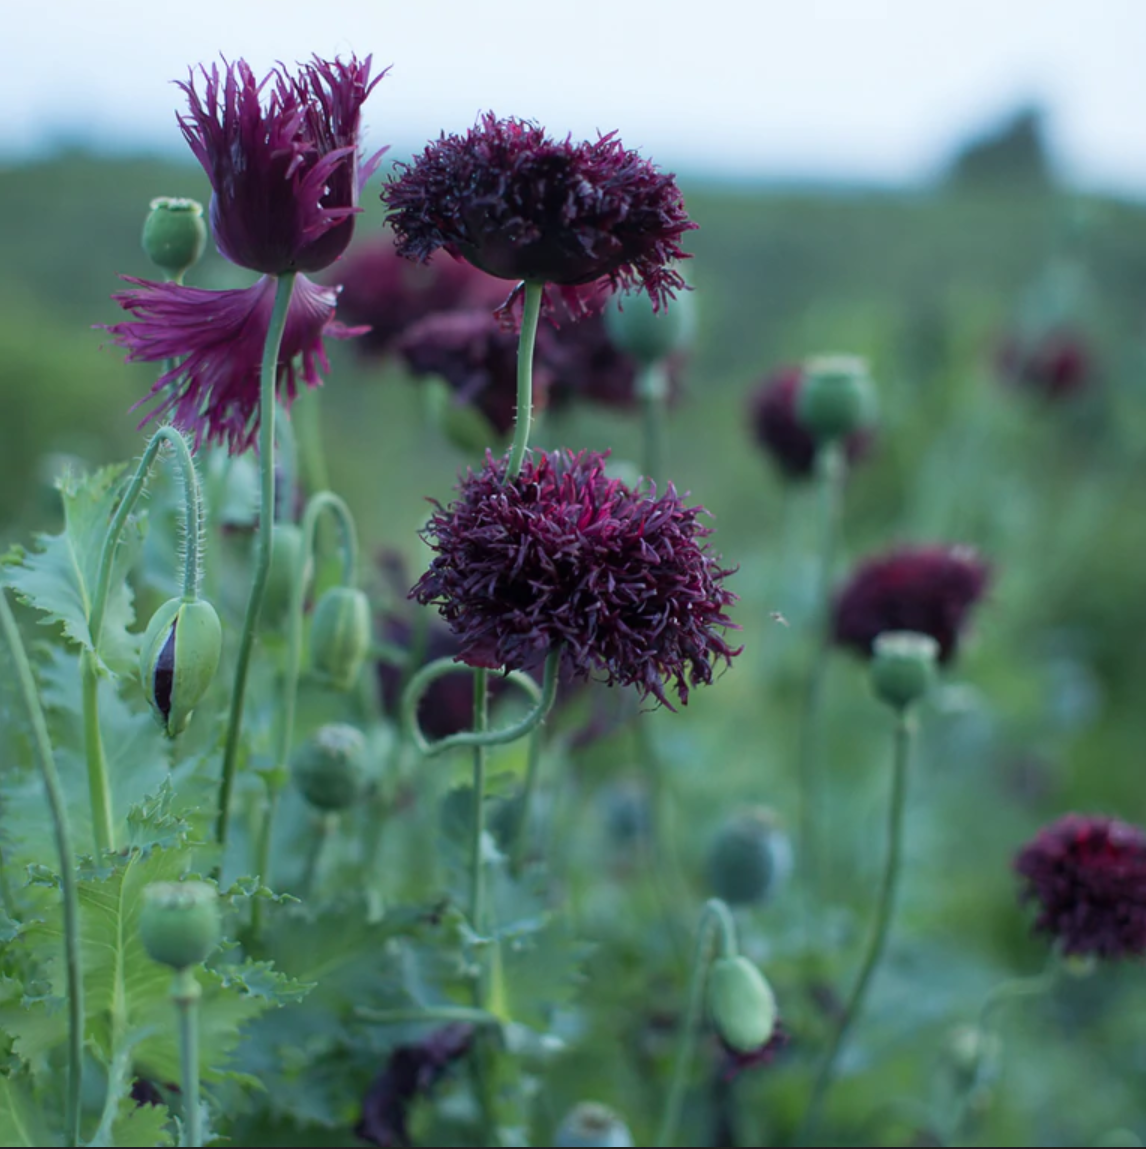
[796,354,876,442]
[141,197,208,279]
[291,723,366,810]
[871,631,940,710]
[605,288,696,366]
[707,807,792,906]
[310,586,371,690]
[707,955,778,1053]
[262,523,309,629]
[139,881,220,970]
[554,1102,634,1148]
[140,597,223,737]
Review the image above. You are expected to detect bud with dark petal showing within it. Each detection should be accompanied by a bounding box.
[707,807,792,906]
[141,197,208,280]
[139,881,220,970]
[310,587,372,690]
[554,1102,635,1148]
[707,956,778,1054]
[796,354,876,443]
[292,723,367,810]
[870,631,939,710]
[605,287,695,366]
[139,597,223,737]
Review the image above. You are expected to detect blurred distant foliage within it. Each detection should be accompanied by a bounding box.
[945,106,1056,190]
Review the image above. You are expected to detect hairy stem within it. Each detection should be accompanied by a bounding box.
[505,281,544,482]
[172,969,202,1148]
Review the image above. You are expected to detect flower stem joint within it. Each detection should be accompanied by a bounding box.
[139,881,221,971]
[870,630,940,711]
[141,197,208,280]
[797,354,877,443]
[291,723,367,811]
[707,955,778,1053]
[310,586,371,690]
[140,597,223,737]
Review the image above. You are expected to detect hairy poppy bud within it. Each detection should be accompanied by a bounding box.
[797,354,876,443]
[140,597,222,737]
[263,523,309,628]
[554,1102,634,1148]
[707,956,778,1053]
[141,197,208,279]
[292,723,366,810]
[707,808,792,906]
[310,586,371,690]
[871,630,939,710]
[139,881,220,970]
[605,288,695,366]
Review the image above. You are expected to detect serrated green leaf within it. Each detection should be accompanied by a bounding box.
[0,1072,58,1146]
[110,1097,174,1147]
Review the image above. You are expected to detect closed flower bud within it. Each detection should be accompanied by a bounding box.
[291,723,366,810]
[141,197,208,279]
[139,881,220,970]
[871,631,940,710]
[707,955,778,1053]
[139,597,223,737]
[263,523,309,628]
[707,808,792,906]
[796,354,876,443]
[310,586,372,690]
[554,1102,634,1148]
[605,287,695,366]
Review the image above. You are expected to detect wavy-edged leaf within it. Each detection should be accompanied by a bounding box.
[0,1072,57,1146]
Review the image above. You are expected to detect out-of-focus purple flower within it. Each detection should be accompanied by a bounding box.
[355,1023,473,1147]
[749,366,872,480]
[104,275,364,453]
[1015,814,1146,960]
[996,328,1093,400]
[382,114,696,322]
[716,1022,791,1082]
[411,449,740,708]
[832,545,990,664]
[334,237,507,356]
[180,56,385,275]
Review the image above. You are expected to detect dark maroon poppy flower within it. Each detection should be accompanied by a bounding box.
[1014,814,1146,959]
[411,449,740,708]
[104,275,364,453]
[180,56,385,275]
[749,366,871,480]
[355,1023,473,1147]
[382,114,696,321]
[832,545,990,664]
[996,328,1093,400]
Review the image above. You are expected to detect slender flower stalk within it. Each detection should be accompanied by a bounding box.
[639,360,670,485]
[470,669,491,938]
[0,591,85,1148]
[299,813,337,897]
[505,281,544,481]
[172,969,203,1148]
[215,272,297,863]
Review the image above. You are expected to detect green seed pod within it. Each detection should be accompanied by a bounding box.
[139,597,223,737]
[291,723,366,810]
[707,807,792,906]
[871,631,940,710]
[605,288,696,366]
[707,955,778,1053]
[796,354,877,442]
[262,523,309,629]
[310,586,371,690]
[141,197,208,279]
[554,1102,635,1148]
[139,881,220,970]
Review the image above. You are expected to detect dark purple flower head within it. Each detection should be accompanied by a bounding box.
[382,114,696,319]
[750,365,872,480]
[179,56,385,275]
[104,275,363,453]
[411,449,740,708]
[1015,814,1146,960]
[996,328,1093,401]
[833,545,990,664]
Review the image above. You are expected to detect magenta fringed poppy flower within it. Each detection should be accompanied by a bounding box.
[181,55,385,275]
[105,276,363,453]
[833,545,990,664]
[411,449,740,708]
[382,114,696,321]
[1015,814,1146,959]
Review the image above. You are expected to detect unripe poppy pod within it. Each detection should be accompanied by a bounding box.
[291,723,366,811]
[797,354,877,442]
[553,1102,634,1148]
[141,196,208,279]
[139,597,223,737]
[871,630,940,710]
[310,586,371,690]
[139,881,220,970]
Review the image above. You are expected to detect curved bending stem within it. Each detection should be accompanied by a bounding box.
[505,281,544,482]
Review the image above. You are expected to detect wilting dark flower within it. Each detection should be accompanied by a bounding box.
[104,276,364,452]
[1014,814,1146,959]
[832,545,990,664]
[180,56,385,275]
[717,1022,791,1082]
[750,366,872,480]
[996,328,1093,400]
[382,114,696,321]
[355,1023,473,1147]
[412,450,740,707]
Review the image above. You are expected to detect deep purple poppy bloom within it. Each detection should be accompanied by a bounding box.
[832,545,990,664]
[749,366,871,480]
[1014,814,1146,959]
[180,56,385,275]
[411,449,740,708]
[382,114,696,321]
[996,328,1093,400]
[355,1023,473,1147]
[104,275,364,453]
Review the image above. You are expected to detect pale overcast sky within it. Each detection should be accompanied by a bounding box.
[4,0,1145,193]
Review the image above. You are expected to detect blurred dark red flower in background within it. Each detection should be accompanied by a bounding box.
[996,328,1093,401]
